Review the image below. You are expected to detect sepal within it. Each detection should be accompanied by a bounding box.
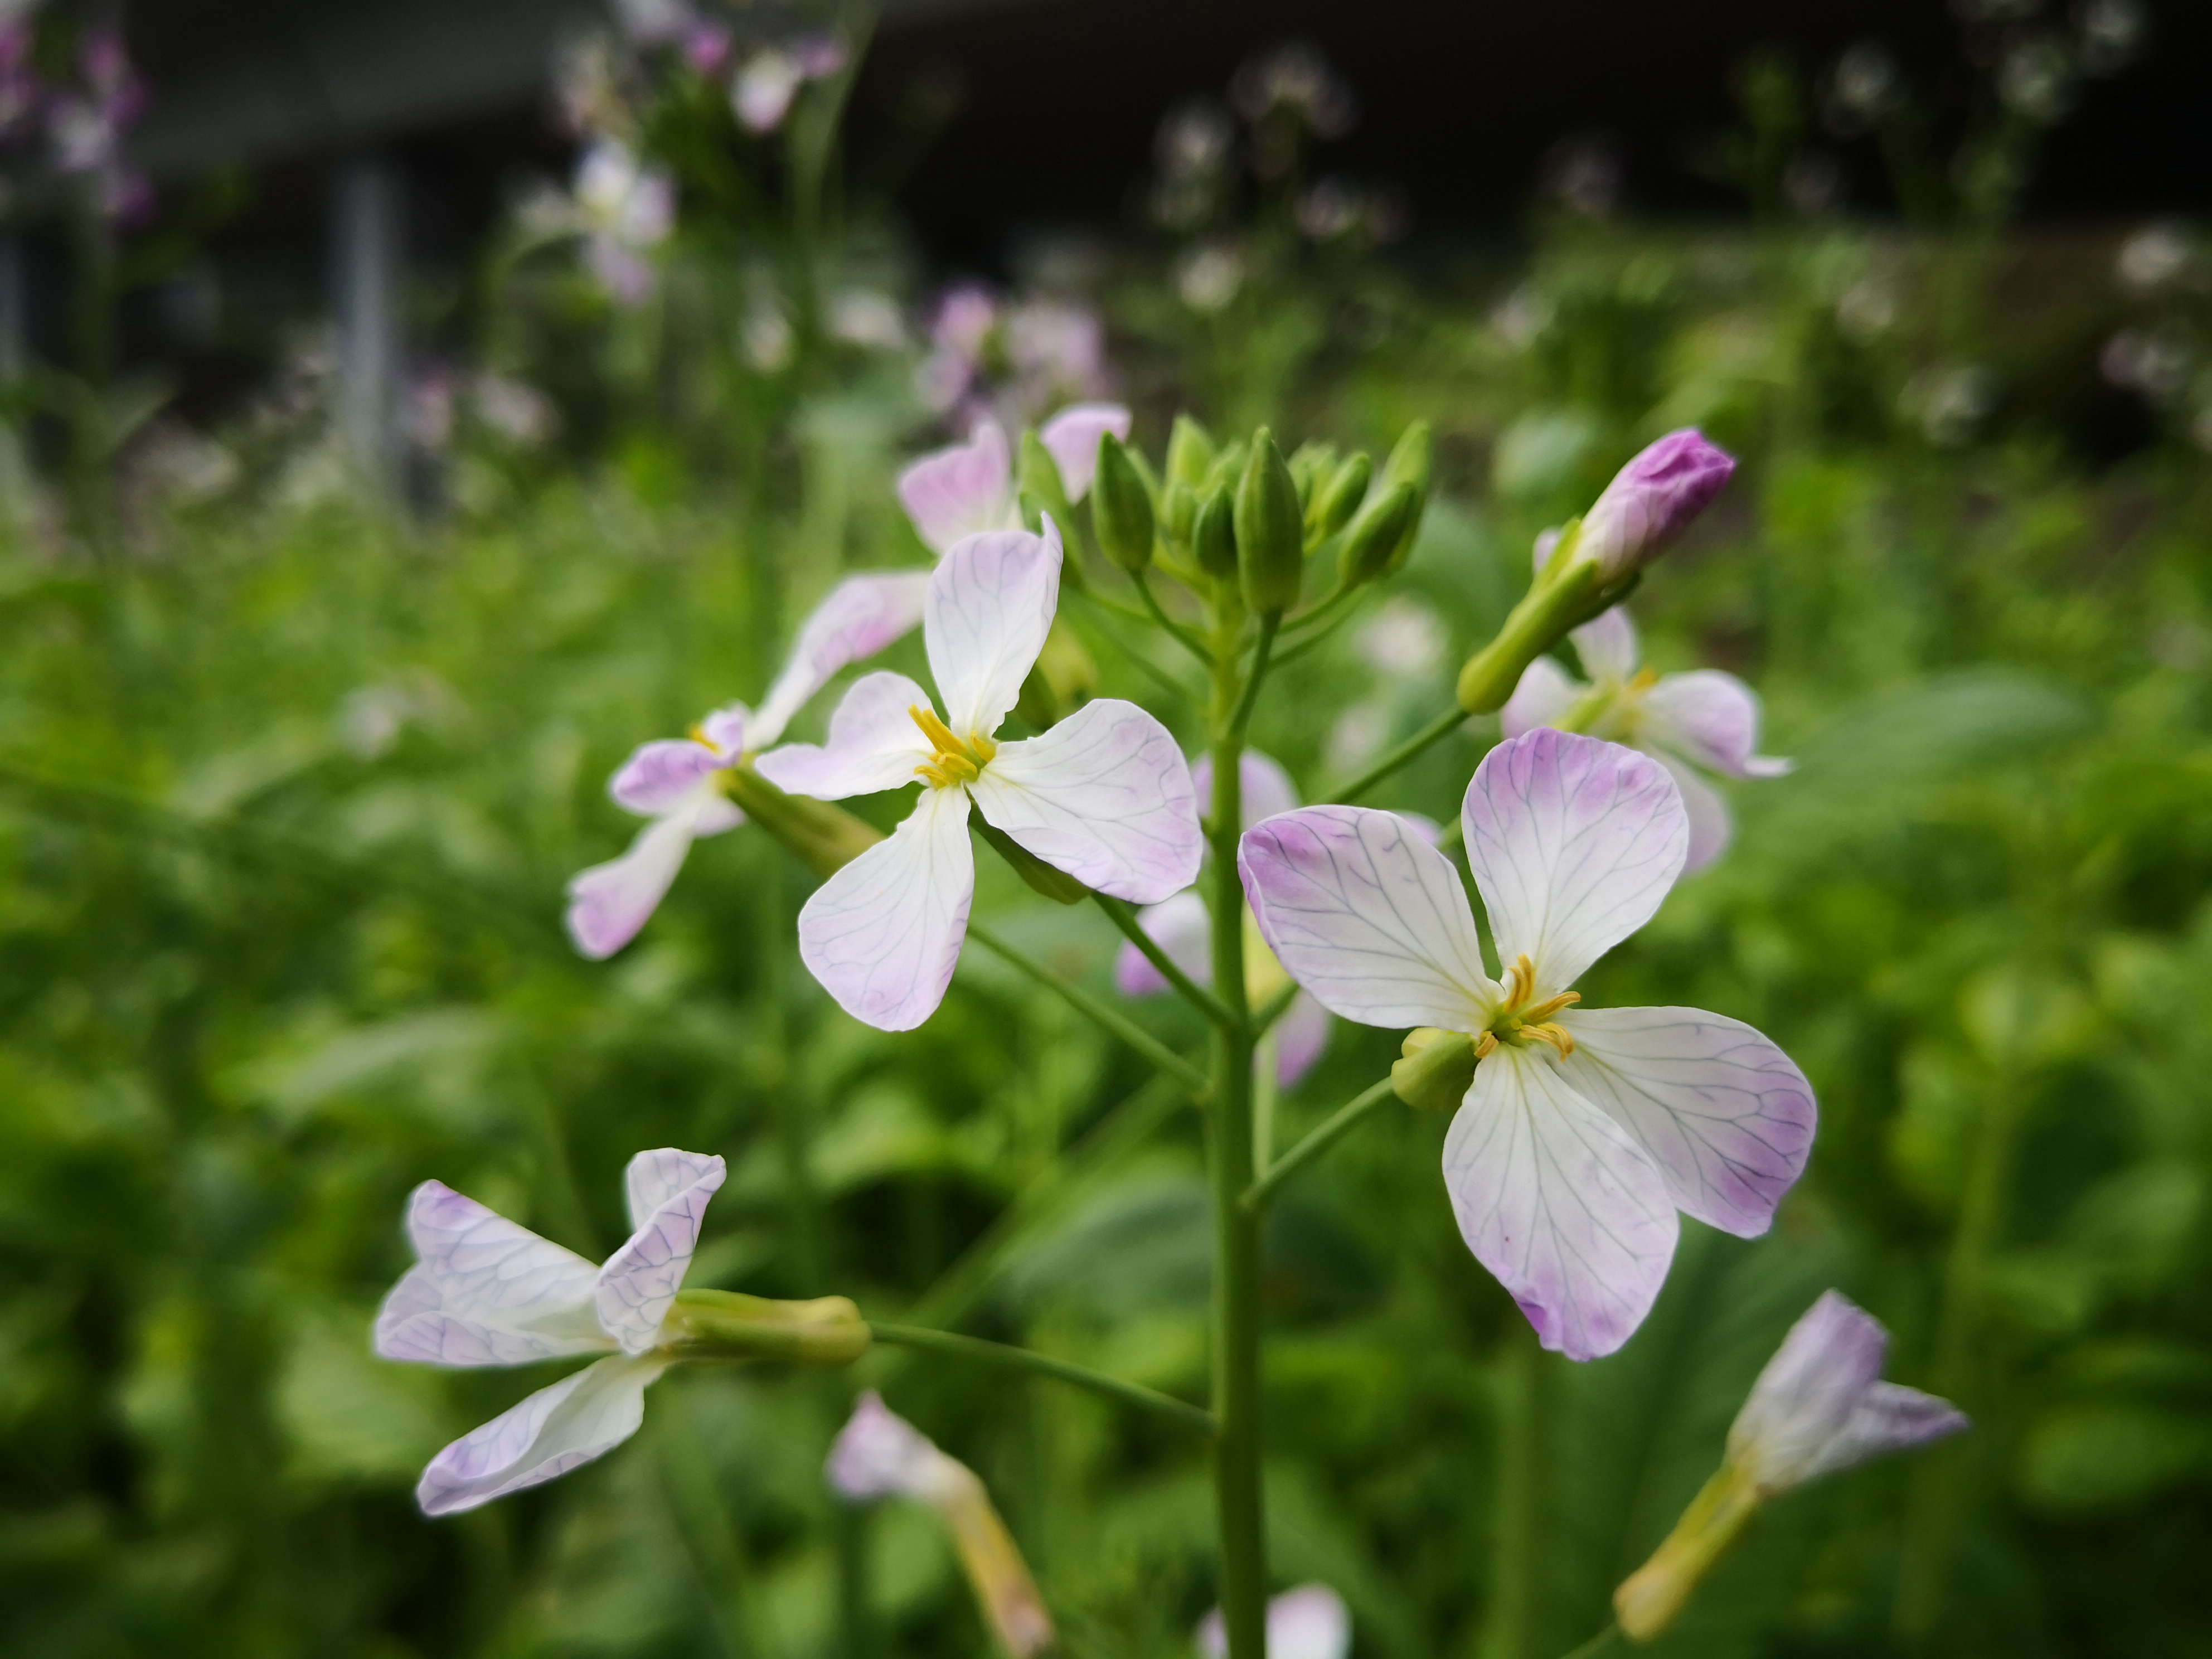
[1392,1026,1476,1111]
[664,1289,873,1366]
[724,765,885,877]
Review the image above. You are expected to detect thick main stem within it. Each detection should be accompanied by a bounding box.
[1207,612,1269,1657]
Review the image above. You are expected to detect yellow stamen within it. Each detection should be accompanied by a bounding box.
[1628,666,1660,692]
[1519,1021,1576,1058]
[1520,989,1582,1024]
[909,705,997,789]
[1473,1031,1499,1060]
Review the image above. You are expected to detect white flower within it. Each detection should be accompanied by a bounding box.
[375,1149,725,1515]
[756,520,1202,1031]
[1196,1584,1351,1659]
[569,138,676,305]
[566,573,930,958]
[895,404,1131,554]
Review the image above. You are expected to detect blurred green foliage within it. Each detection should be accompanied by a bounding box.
[5,183,2212,1659]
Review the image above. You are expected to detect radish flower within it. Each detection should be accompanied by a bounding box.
[1239,728,1816,1359]
[1196,1583,1350,1659]
[566,572,929,958]
[897,404,1131,554]
[375,1148,725,1515]
[757,520,1201,1031]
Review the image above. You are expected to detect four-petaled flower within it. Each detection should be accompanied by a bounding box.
[757,519,1202,1031]
[566,571,930,958]
[1503,571,1790,871]
[1239,727,1816,1359]
[375,1148,725,1515]
[897,405,1131,554]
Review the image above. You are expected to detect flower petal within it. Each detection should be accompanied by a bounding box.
[596,1150,726,1352]
[798,785,975,1031]
[1113,889,1211,997]
[1273,990,1332,1089]
[375,1181,608,1366]
[1442,1047,1679,1361]
[1038,402,1132,502]
[1190,749,1302,830]
[1197,1585,1352,1659]
[826,1389,948,1500]
[1556,1006,1816,1238]
[416,1354,667,1516]
[1640,670,1784,779]
[926,521,1063,739]
[898,420,1014,553]
[609,739,722,814]
[970,698,1202,903]
[565,802,707,960]
[752,670,934,800]
[1571,607,1640,682]
[1726,1290,1890,1490]
[1238,805,1494,1032]
[1500,656,1584,743]
[1798,1381,1968,1483]
[1463,729,1688,993]
[751,573,934,749]
[1654,753,1734,875]
[698,701,753,753]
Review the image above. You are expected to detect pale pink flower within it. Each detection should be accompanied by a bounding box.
[895,404,1131,554]
[1196,1583,1351,1659]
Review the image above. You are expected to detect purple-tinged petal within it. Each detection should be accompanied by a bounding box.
[565,807,706,960]
[926,521,1063,739]
[1641,670,1780,780]
[1396,811,1445,848]
[751,573,933,749]
[1037,402,1132,502]
[1798,1381,1968,1483]
[1576,430,1736,583]
[732,49,803,132]
[375,1181,608,1366]
[609,739,722,814]
[1500,656,1584,743]
[1654,753,1733,875]
[1442,1047,1679,1361]
[898,421,1015,553]
[596,1151,726,1352]
[624,1147,725,1232]
[1113,889,1210,997]
[1571,607,1641,682]
[698,702,753,754]
[753,670,934,801]
[797,785,974,1031]
[1191,749,1302,830]
[827,1390,949,1501]
[416,1354,666,1516]
[1463,729,1688,993]
[1273,991,1333,1089]
[1558,1006,1816,1238]
[970,699,1202,903]
[1239,805,1494,1032]
[1726,1290,1889,1492]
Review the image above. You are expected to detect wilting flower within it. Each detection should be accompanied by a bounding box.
[1503,580,1788,872]
[1613,1290,1967,1639]
[567,572,930,958]
[375,1148,725,1515]
[731,32,847,133]
[756,520,1202,1031]
[1195,1583,1350,1659]
[1239,728,1816,1360]
[1114,751,1335,1088]
[896,404,1131,554]
[829,1393,1056,1657]
[569,137,675,305]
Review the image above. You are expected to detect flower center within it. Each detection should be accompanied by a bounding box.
[910,705,998,789]
[1473,952,1580,1060]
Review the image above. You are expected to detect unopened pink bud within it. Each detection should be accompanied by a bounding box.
[1576,429,1735,582]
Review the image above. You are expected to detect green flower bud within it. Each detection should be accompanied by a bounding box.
[1391,1027,1476,1113]
[1336,481,1419,587]
[1090,431,1156,572]
[1236,428,1304,613]
[1376,420,1433,572]
[1166,413,1215,488]
[1201,439,1248,500]
[1310,450,1373,540]
[666,1289,874,1366]
[1287,441,1340,510]
[1194,484,1239,579]
[1162,478,1199,551]
[1017,430,1080,571]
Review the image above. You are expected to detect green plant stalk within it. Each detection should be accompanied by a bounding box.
[1206,600,1270,1658]
[1481,1324,1542,1659]
[966,920,1211,1097]
[1332,705,1469,804]
[1094,892,1238,1029]
[867,1325,1215,1436]
[1240,1076,1396,1215]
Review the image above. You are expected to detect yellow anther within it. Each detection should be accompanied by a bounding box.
[910,705,962,753]
[1473,1031,1499,1060]
[1628,666,1660,692]
[1519,1022,1576,1059]
[909,704,997,789]
[1520,989,1582,1024]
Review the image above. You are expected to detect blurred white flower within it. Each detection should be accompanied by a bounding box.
[1826,41,1902,134]
[1490,286,1553,352]
[470,373,558,447]
[1903,364,1998,447]
[1176,242,1245,313]
[1356,597,1447,681]
[2116,222,2194,294]
[828,288,908,351]
[1997,33,2077,124]
[2101,329,2193,402]
[744,299,795,372]
[1196,1584,1350,1659]
[2078,0,2149,75]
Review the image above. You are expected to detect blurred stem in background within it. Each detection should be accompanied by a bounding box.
[1483,1325,1543,1659]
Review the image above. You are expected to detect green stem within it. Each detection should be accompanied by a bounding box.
[966,920,1210,1097]
[1227,611,1281,744]
[867,1324,1215,1437]
[1268,588,1370,672]
[1553,1623,1623,1659]
[1063,596,1201,712]
[1481,1323,1542,1659]
[1134,567,1214,662]
[1206,608,1270,1657]
[1240,1077,1396,1215]
[1253,979,1300,1036]
[1331,705,1469,804]
[1093,892,1239,1030]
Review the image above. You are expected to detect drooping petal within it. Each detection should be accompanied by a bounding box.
[1640,670,1789,780]
[898,420,1014,554]
[753,671,935,800]
[1726,1290,1890,1491]
[375,1181,608,1366]
[415,1353,668,1516]
[1557,1006,1816,1238]
[1500,656,1585,742]
[1654,753,1734,875]
[1441,1047,1679,1361]
[1238,805,1495,1032]
[596,1151,726,1352]
[608,739,722,814]
[797,785,976,1031]
[1463,729,1688,994]
[565,802,707,960]
[1037,401,1132,502]
[969,698,1202,903]
[1273,990,1332,1088]
[926,521,1063,739]
[1797,1381,1969,1484]
[1190,749,1302,830]
[750,573,934,749]
[1112,889,1211,997]
[1571,607,1641,682]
